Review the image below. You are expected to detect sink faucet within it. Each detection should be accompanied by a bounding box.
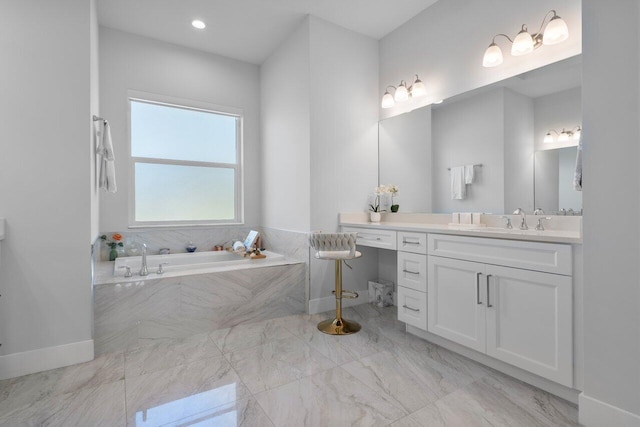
[139,243,149,276]
[513,208,528,230]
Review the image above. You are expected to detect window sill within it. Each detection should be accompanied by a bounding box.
[128,222,245,229]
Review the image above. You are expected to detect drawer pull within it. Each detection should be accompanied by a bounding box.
[361,236,382,241]
[403,240,420,245]
[486,274,493,308]
[402,304,420,312]
[476,272,482,305]
[402,269,420,275]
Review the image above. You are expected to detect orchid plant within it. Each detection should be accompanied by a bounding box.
[369,184,400,213]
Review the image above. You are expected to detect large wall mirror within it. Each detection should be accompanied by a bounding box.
[379,55,582,215]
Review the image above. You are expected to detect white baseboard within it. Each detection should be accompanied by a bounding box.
[0,340,94,380]
[579,393,640,427]
[309,295,367,314]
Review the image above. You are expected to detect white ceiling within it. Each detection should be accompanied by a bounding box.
[97,0,439,64]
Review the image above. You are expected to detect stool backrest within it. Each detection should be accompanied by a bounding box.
[309,232,358,258]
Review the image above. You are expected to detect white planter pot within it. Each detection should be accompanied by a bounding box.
[370,212,381,223]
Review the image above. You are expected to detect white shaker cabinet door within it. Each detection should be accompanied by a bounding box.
[484,265,573,387]
[427,256,486,353]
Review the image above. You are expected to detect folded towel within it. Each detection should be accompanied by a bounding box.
[450,166,466,199]
[464,164,475,184]
[573,137,583,191]
[96,120,117,193]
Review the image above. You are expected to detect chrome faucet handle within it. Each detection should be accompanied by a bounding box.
[535,217,552,231]
[157,262,169,274]
[533,208,545,215]
[500,215,513,229]
[118,266,132,278]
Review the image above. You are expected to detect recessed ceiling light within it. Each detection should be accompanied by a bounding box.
[433,99,444,104]
[191,20,206,30]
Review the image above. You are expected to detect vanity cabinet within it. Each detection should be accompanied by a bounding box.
[427,234,573,387]
[397,231,428,330]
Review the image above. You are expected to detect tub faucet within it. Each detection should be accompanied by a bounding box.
[139,243,149,276]
[513,208,528,230]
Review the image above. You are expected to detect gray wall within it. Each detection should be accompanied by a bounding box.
[0,0,93,359]
[99,27,262,231]
[581,0,640,423]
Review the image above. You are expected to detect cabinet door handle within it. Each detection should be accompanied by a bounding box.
[476,272,482,305]
[486,274,493,308]
[403,269,420,275]
[402,304,420,312]
[403,240,420,245]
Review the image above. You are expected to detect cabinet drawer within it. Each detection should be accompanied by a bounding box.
[342,226,397,250]
[428,234,572,275]
[397,231,428,254]
[398,286,427,331]
[398,251,427,292]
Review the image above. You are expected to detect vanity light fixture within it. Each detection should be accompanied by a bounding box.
[544,126,581,143]
[381,75,427,108]
[483,10,569,68]
[191,19,206,29]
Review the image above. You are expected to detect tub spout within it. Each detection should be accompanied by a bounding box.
[139,243,149,276]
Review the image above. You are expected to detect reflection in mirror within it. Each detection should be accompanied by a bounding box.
[378,55,581,215]
[535,146,582,214]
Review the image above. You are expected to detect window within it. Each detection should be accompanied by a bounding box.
[128,94,242,226]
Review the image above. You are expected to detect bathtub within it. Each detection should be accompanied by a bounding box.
[93,249,306,355]
[113,250,285,276]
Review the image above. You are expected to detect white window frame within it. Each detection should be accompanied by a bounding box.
[127,90,244,228]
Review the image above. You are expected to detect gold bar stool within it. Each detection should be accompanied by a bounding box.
[309,232,362,335]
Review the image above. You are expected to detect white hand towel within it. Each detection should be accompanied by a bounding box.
[464,164,475,184]
[96,120,117,193]
[573,137,583,191]
[450,166,466,199]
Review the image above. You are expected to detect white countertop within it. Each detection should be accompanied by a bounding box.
[340,213,582,245]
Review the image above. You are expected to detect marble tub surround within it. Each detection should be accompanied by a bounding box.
[94,263,306,355]
[259,227,310,263]
[0,304,577,426]
[340,212,582,244]
[97,225,259,261]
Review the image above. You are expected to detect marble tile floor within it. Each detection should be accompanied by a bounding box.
[0,304,578,426]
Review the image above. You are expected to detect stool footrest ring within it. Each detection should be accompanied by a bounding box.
[331,290,359,299]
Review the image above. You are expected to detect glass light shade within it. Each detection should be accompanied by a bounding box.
[573,128,581,140]
[381,91,395,109]
[394,83,409,102]
[483,43,503,67]
[411,80,427,98]
[544,132,554,143]
[543,15,569,45]
[558,131,569,142]
[191,19,206,29]
[511,29,534,56]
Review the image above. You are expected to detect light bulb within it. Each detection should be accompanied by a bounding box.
[511,27,534,56]
[394,81,409,102]
[573,128,581,140]
[543,14,569,45]
[544,132,554,143]
[381,90,395,109]
[483,42,503,67]
[191,20,206,29]
[410,78,427,98]
[558,130,569,142]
